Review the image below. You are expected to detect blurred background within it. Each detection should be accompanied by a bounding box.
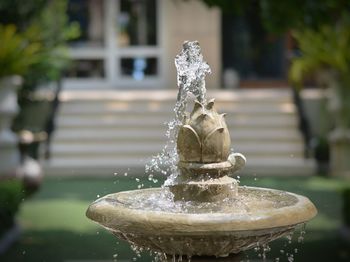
[0,0,350,261]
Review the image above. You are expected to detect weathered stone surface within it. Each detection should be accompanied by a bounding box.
[177,100,231,163]
[169,176,238,202]
[112,226,294,257]
[86,187,317,257]
[177,160,235,179]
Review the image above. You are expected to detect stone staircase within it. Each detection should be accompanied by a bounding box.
[43,89,315,176]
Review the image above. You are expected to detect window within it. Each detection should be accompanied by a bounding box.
[68,0,105,47]
[118,0,157,47]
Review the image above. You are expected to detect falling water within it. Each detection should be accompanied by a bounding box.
[145,41,211,185]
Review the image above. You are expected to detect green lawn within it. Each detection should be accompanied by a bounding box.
[1,175,350,262]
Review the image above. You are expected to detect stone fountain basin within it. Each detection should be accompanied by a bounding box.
[86,186,317,257]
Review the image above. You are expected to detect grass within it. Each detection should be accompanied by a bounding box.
[0,175,350,261]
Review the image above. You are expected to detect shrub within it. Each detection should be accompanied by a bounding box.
[0,179,24,236]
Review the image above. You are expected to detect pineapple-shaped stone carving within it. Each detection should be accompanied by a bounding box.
[177,98,230,163]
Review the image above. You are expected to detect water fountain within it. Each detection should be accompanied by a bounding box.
[86,41,317,259]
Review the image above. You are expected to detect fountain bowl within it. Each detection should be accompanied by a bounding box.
[86,186,317,257]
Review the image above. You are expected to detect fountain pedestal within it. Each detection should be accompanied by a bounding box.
[168,98,246,202]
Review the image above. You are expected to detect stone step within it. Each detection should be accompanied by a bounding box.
[59,97,295,108]
[43,156,314,176]
[53,128,302,142]
[58,102,296,116]
[52,140,303,148]
[50,142,304,158]
[54,121,297,132]
[45,156,310,168]
[59,89,293,103]
[61,99,292,110]
[56,114,298,129]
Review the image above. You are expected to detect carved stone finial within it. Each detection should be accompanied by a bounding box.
[170,99,246,202]
[177,99,230,163]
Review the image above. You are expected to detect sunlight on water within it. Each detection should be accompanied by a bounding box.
[107,187,298,215]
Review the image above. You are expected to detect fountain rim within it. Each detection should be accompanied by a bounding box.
[86,186,317,234]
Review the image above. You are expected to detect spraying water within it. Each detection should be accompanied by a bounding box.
[174,40,211,118]
[145,41,211,185]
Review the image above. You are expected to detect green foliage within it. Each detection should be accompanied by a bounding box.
[0,0,79,88]
[289,16,350,128]
[21,0,80,89]
[0,24,41,78]
[0,179,24,235]
[201,0,350,33]
[289,18,350,85]
[259,0,349,33]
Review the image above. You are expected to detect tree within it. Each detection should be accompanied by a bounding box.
[201,0,350,33]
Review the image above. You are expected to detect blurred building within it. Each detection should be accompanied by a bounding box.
[64,0,288,90]
[47,0,314,177]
